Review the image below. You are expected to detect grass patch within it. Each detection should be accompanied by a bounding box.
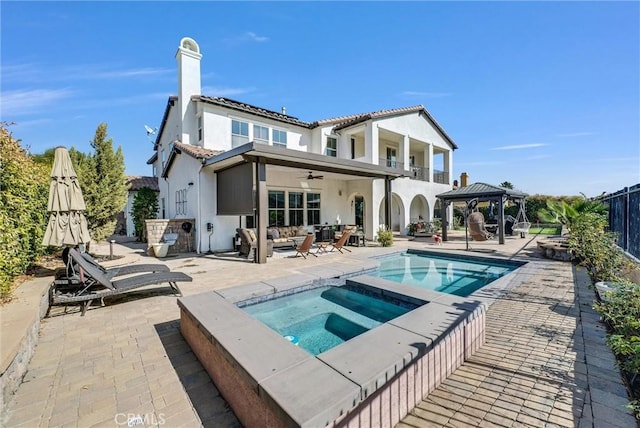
[529,226,562,235]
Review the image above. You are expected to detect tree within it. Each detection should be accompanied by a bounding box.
[500,181,514,189]
[79,123,128,242]
[131,187,159,242]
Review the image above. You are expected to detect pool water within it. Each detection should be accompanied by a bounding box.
[242,285,421,355]
[373,251,520,297]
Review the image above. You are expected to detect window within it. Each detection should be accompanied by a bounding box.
[161,149,166,168]
[386,147,397,168]
[307,193,321,225]
[326,137,337,157]
[232,120,249,147]
[254,125,269,144]
[351,138,356,159]
[289,192,304,226]
[268,190,285,227]
[175,189,187,215]
[198,116,203,141]
[273,129,287,148]
[409,155,416,167]
[152,164,157,177]
[161,197,165,218]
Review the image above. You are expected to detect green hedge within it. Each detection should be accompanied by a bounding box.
[0,124,49,300]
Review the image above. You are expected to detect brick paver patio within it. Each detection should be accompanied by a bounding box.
[2,233,637,427]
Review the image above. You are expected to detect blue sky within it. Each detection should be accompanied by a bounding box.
[2,1,639,197]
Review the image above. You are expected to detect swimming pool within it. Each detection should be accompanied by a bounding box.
[373,250,523,296]
[241,285,422,355]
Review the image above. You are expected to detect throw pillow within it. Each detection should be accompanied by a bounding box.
[269,228,280,239]
[248,229,257,242]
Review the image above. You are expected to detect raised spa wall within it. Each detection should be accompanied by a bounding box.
[178,270,488,428]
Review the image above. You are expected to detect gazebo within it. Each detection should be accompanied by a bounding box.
[436,182,528,244]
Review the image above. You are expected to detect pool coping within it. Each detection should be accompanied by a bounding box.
[178,250,535,427]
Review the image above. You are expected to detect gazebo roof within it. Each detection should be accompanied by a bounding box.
[436,182,528,202]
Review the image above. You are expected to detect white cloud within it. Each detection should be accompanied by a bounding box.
[556,132,594,138]
[490,143,548,151]
[225,32,270,45]
[401,91,452,98]
[1,88,74,116]
[201,86,256,97]
[93,67,172,79]
[2,63,172,83]
[456,161,504,166]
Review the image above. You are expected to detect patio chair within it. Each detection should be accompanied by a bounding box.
[468,212,493,241]
[49,248,192,316]
[236,228,273,259]
[330,231,352,253]
[294,234,316,259]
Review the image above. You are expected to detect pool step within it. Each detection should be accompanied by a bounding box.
[320,286,411,323]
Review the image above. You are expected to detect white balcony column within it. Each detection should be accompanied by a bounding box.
[365,124,379,165]
[427,143,434,182]
[444,150,452,185]
[402,134,410,171]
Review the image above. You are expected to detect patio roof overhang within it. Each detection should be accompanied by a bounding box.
[203,142,406,180]
[205,142,403,264]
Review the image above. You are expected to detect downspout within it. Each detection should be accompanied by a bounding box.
[196,159,204,254]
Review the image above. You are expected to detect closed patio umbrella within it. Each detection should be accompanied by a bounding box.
[42,146,91,247]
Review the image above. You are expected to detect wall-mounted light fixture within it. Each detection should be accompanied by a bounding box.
[338,189,342,196]
[188,182,194,186]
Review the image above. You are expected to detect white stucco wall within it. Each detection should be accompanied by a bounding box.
[199,104,311,152]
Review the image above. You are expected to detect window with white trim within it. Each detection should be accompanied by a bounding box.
[232,120,249,147]
[268,190,285,227]
[197,116,203,142]
[273,129,287,148]
[254,125,269,144]
[307,193,321,225]
[289,192,304,226]
[326,137,337,157]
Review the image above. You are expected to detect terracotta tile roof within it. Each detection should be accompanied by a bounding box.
[322,105,457,149]
[127,176,159,191]
[312,105,425,128]
[173,141,224,160]
[196,96,311,128]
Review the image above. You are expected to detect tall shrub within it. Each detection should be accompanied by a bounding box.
[80,123,128,242]
[131,187,159,242]
[568,212,629,283]
[0,123,49,300]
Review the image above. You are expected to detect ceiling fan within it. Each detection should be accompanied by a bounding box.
[302,171,324,180]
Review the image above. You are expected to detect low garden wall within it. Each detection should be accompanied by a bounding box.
[145,219,195,256]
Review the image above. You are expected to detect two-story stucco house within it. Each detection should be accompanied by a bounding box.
[147,37,457,262]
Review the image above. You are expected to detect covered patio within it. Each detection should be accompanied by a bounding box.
[205,142,406,263]
[437,182,529,244]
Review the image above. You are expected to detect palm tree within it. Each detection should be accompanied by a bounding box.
[538,196,607,229]
[499,181,514,189]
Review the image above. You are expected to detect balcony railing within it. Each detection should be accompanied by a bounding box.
[409,166,429,182]
[433,169,449,185]
[379,158,404,170]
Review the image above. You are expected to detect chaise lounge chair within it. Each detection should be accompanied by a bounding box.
[49,248,192,316]
[294,234,316,259]
[331,231,352,253]
[58,247,170,286]
[468,212,493,241]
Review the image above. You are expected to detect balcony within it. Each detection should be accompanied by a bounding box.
[409,166,429,182]
[433,169,449,185]
[379,158,405,171]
